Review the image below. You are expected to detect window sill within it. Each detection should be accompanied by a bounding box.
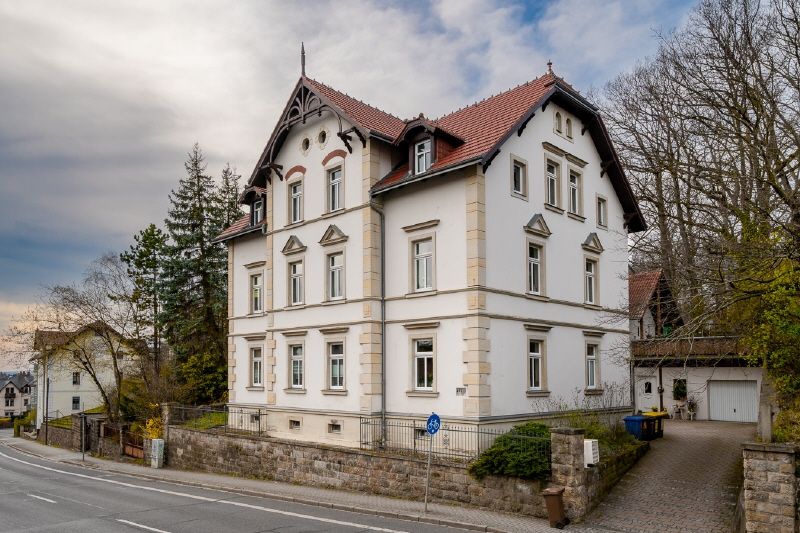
[285,221,304,229]
[246,312,266,317]
[525,293,549,302]
[526,390,551,398]
[596,224,608,231]
[321,299,347,306]
[283,388,307,394]
[246,386,265,392]
[511,191,529,201]
[321,389,348,396]
[405,290,437,299]
[567,212,586,222]
[544,203,564,215]
[286,304,306,310]
[583,303,602,310]
[584,388,604,396]
[406,390,439,398]
[321,209,345,219]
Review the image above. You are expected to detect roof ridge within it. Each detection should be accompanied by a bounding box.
[304,76,406,124]
[433,72,555,122]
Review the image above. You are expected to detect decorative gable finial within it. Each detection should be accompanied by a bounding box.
[547,60,553,75]
[301,42,306,77]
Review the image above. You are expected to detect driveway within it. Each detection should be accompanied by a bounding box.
[576,420,754,533]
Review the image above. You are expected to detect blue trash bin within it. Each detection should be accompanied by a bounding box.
[624,415,655,441]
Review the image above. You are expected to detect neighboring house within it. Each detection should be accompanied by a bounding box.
[629,272,761,422]
[0,372,35,417]
[216,60,646,446]
[31,322,137,429]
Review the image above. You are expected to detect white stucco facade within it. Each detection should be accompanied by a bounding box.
[224,75,641,446]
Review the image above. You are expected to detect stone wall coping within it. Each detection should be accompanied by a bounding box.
[742,441,798,454]
[550,427,586,435]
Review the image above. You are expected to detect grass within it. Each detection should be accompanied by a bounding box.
[182,411,227,430]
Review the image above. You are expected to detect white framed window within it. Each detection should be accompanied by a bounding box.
[527,243,542,295]
[289,261,303,306]
[597,196,608,228]
[290,344,304,388]
[566,118,573,139]
[250,273,263,313]
[328,342,344,390]
[412,238,433,291]
[528,339,543,390]
[546,161,560,207]
[511,158,527,198]
[72,396,80,411]
[251,347,263,387]
[568,171,581,215]
[72,371,81,385]
[555,112,563,133]
[586,344,599,389]
[585,258,598,304]
[253,199,264,225]
[4,398,12,407]
[415,139,432,174]
[289,180,303,224]
[327,166,342,212]
[413,338,434,390]
[327,252,344,300]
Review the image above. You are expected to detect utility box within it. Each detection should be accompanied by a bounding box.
[584,438,600,467]
[151,438,165,469]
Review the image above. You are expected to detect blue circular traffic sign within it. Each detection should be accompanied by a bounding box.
[426,413,441,435]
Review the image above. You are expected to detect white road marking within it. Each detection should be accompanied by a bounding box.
[116,519,172,533]
[28,493,57,503]
[0,451,409,533]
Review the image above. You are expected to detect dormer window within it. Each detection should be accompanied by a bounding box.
[252,199,264,225]
[415,139,432,174]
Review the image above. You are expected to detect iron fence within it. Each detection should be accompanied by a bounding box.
[359,417,551,465]
[172,405,268,437]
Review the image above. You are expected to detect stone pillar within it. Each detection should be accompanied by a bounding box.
[161,402,175,443]
[550,427,588,520]
[264,178,276,406]
[742,442,797,533]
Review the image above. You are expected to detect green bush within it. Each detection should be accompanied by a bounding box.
[13,409,36,437]
[773,402,800,443]
[468,422,551,480]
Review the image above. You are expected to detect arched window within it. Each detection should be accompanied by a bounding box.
[555,112,562,133]
[566,118,573,138]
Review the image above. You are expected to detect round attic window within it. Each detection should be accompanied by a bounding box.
[300,137,311,152]
[318,130,327,145]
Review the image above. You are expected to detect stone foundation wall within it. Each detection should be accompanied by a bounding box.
[586,441,649,510]
[167,426,548,517]
[742,442,797,533]
[37,424,73,449]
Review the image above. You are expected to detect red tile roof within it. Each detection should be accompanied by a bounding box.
[215,214,254,242]
[629,270,663,319]
[304,77,406,140]
[373,73,559,191]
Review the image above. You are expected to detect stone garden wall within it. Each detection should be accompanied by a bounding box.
[742,442,797,533]
[36,424,73,449]
[586,440,650,510]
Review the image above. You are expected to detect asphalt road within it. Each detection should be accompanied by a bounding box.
[0,429,466,533]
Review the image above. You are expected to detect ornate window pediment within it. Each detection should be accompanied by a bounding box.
[524,214,552,238]
[319,224,348,246]
[282,235,307,255]
[582,232,604,254]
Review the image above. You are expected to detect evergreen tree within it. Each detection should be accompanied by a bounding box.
[161,143,228,401]
[219,163,243,228]
[120,223,167,373]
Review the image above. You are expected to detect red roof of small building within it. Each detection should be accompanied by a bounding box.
[215,214,254,242]
[629,270,663,319]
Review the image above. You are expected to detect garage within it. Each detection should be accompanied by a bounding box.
[708,380,758,422]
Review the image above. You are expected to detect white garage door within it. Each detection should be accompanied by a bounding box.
[708,380,758,422]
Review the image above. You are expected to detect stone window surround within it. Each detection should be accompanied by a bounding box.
[248,343,264,390]
[408,232,436,295]
[544,156,562,211]
[553,109,575,143]
[285,339,306,393]
[407,329,439,396]
[584,339,602,392]
[287,174,304,226]
[324,245,346,303]
[526,333,548,394]
[509,153,529,200]
[323,334,347,394]
[567,165,585,220]
[249,270,264,315]
[525,236,547,297]
[324,157,345,214]
[583,254,600,306]
[596,193,609,230]
[287,256,305,308]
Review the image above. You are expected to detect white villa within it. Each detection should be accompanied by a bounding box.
[216,59,646,446]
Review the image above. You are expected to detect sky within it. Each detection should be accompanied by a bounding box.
[0,0,696,368]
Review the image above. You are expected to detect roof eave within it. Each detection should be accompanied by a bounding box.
[371,158,482,196]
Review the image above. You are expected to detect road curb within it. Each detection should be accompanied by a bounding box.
[4,440,508,532]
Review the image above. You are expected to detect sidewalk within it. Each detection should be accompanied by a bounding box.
[2,435,554,533]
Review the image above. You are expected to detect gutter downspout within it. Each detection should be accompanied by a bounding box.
[370,201,387,448]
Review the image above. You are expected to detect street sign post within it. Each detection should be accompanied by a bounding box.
[423,413,441,513]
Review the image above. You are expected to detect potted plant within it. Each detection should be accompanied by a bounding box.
[686,395,699,419]
[673,379,687,401]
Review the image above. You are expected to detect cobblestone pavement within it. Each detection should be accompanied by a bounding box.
[573,420,755,533]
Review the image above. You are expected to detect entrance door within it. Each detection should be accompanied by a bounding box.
[708,380,757,422]
[637,376,656,412]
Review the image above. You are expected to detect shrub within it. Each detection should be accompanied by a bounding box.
[468,422,551,480]
[144,417,163,439]
[13,409,36,437]
[773,401,800,443]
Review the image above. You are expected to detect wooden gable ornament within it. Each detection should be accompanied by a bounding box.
[581,232,604,254]
[524,214,552,238]
[319,224,348,247]
[281,235,307,255]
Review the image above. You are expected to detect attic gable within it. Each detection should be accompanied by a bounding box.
[524,214,552,238]
[319,224,348,246]
[581,232,604,254]
[281,235,307,255]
